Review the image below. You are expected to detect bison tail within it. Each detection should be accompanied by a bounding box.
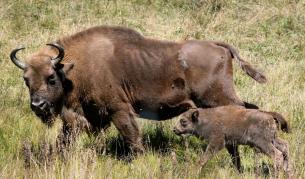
[237,58,267,84]
[215,42,267,83]
[264,111,290,133]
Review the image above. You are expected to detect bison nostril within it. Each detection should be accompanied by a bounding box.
[31,100,46,110]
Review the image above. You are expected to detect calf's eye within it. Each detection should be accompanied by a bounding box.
[180,119,188,127]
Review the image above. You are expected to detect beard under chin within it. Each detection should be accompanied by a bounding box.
[35,108,56,127]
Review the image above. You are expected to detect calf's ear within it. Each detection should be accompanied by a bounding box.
[191,110,199,122]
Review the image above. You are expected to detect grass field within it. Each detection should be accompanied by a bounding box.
[0,0,304,178]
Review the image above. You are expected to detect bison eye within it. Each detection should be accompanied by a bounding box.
[47,74,56,85]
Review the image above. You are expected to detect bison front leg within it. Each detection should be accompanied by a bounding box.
[56,107,91,153]
[55,122,77,153]
[111,109,144,154]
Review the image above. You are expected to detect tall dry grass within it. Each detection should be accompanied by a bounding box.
[0,0,304,178]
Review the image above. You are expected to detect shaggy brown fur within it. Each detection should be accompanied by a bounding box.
[11,25,266,152]
[173,106,291,177]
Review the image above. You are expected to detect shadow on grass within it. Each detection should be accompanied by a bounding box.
[102,126,273,178]
[103,124,206,161]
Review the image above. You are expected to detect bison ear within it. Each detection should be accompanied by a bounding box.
[61,63,74,75]
[191,110,199,122]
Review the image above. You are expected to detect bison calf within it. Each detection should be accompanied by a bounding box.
[173,106,291,177]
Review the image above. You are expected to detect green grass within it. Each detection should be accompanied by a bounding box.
[0,0,304,178]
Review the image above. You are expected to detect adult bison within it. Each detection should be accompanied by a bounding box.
[10,25,266,152]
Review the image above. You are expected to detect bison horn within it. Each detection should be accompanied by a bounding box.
[10,47,27,70]
[46,43,65,65]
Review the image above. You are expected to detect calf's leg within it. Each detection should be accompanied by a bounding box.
[226,144,242,172]
[198,137,225,169]
[273,138,292,177]
[256,142,283,178]
[253,150,261,179]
